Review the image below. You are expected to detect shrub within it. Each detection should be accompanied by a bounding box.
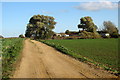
[111,32,119,38]
[0,35,4,38]
[79,31,101,39]
[19,34,25,38]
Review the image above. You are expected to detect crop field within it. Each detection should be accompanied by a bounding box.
[1,38,24,78]
[45,38,119,72]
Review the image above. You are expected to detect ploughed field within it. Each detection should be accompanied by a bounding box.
[45,38,119,72]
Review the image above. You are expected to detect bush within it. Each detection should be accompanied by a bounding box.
[0,35,4,38]
[79,31,101,39]
[111,32,119,38]
[19,34,25,38]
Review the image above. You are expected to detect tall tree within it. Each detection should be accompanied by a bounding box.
[103,21,118,33]
[25,14,56,39]
[78,16,97,33]
[78,16,101,38]
[103,21,119,37]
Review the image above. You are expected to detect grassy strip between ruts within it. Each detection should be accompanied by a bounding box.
[40,40,119,75]
[2,38,25,79]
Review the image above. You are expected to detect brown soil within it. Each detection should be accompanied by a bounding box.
[13,39,117,78]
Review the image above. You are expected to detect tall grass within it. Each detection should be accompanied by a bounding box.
[2,38,24,79]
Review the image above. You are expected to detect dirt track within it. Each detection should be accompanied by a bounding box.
[13,39,117,78]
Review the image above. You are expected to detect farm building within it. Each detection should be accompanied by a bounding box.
[54,33,62,37]
[59,33,69,37]
[100,33,110,37]
[97,31,110,38]
[54,33,69,37]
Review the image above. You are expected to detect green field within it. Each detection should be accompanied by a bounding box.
[45,39,119,72]
[1,38,24,78]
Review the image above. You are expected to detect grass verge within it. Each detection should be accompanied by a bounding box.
[2,38,25,79]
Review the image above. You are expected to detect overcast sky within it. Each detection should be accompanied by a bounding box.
[1,0,119,37]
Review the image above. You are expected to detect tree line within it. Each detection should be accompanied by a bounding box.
[24,14,119,39]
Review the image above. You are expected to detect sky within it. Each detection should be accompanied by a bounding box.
[1,0,119,2]
[1,0,119,37]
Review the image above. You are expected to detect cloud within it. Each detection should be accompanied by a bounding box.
[74,0,118,11]
[60,10,69,13]
[41,10,53,14]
